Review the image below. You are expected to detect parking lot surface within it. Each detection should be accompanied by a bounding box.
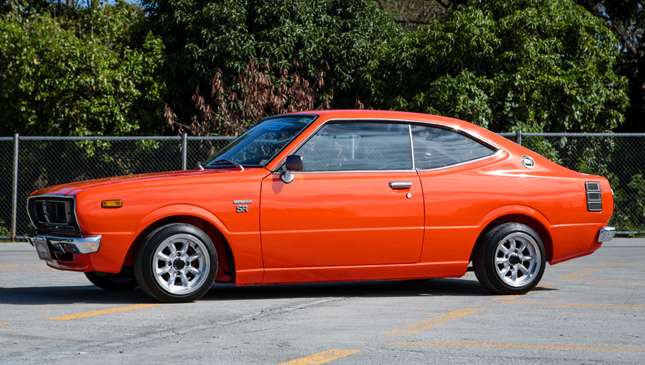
[0,239,644,364]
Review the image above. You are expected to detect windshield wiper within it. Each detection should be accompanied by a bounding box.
[206,159,245,171]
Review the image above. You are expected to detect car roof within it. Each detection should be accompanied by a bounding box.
[285,109,504,148]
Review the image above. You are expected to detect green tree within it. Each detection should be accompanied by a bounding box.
[143,0,403,134]
[0,1,166,135]
[374,0,629,133]
[576,0,644,132]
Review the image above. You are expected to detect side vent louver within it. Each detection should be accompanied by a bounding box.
[585,181,602,212]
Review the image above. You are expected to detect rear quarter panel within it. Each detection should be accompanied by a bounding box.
[417,145,613,273]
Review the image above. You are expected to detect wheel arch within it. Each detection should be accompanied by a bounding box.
[470,206,554,263]
[125,208,236,283]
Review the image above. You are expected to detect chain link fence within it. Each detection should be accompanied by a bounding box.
[1,132,643,240]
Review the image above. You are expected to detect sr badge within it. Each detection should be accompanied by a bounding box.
[233,200,253,213]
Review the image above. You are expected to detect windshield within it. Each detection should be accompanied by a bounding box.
[206,115,315,168]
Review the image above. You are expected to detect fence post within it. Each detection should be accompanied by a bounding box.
[181,133,188,170]
[515,130,523,145]
[10,133,19,241]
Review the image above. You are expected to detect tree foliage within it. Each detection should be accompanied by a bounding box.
[373,0,629,133]
[576,0,644,132]
[0,1,166,135]
[0,0,633,136]
[143,0,403,134]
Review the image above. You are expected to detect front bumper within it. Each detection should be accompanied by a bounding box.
[597,226,615,243]
[27,235,102,257]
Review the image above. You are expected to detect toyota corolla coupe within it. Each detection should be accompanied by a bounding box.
[27,110,615,302]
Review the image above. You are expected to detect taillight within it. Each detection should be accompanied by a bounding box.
[585,181,602,212]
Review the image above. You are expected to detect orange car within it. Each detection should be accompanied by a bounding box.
[27,110,615,302]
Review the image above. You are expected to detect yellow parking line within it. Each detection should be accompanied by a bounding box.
[0,263,17,272]
[279,349,360,365]
[544,303,645,310]
[589,279,645,287]
[500,300,645,310]
[560,267,601,281]
[49,304,159,321]
[390,340,645,353]
[387,308,477,336]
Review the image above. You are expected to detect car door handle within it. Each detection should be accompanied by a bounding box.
[389,181,413,190]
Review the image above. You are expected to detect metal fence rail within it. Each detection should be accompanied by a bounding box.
[1,132,643,239]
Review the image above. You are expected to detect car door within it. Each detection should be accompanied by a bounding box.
[260,121,424,268]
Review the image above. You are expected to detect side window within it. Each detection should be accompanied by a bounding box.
[411,125,496,169]
[296,122,413,171]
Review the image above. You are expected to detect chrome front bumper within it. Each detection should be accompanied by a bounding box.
[598,226,615,243]
[27,235,101,255]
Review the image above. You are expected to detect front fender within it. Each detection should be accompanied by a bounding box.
[134,203,231,239]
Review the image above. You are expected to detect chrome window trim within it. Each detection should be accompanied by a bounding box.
[26,194,81,233]
[408,124,416,171]
[274,117,503,173]
[280,169,418,175]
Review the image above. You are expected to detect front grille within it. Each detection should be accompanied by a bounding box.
[585,181,602,212]
[28,196,80,236]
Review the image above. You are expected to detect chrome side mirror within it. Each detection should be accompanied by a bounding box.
[280,155,303,184]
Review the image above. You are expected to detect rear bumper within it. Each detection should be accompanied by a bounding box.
[597,226,615,243]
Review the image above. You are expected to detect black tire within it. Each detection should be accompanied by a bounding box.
[134,223,218,303]
[473,222,546,295]
[85,269,137,291]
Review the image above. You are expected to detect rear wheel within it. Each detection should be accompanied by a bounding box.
[85,269,137,291]
[473,223,546,294]
[134,223,217,303]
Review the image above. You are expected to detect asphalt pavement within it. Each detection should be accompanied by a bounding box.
[0,239,643,364]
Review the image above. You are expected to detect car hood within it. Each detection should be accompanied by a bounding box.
[31,168,270,197]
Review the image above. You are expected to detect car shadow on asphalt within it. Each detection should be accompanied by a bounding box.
[0,278,557,305]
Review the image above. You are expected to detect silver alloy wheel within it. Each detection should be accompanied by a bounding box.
[152,234,211,296]
[493,232,542,288]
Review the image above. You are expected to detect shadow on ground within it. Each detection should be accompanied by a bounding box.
[0,278,556,305]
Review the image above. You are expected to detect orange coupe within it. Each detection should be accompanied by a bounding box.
[27,110,615,302]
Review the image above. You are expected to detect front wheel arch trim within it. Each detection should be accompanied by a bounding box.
[124,206,236,283]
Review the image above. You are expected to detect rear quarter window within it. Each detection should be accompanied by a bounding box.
[411,125,496,169]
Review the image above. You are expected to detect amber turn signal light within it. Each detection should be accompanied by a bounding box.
[101,199,123,208]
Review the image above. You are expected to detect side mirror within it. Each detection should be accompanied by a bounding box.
[285,155,303,172]
[280,155,303,184]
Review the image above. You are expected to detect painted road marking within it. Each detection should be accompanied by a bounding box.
[279,349,360,365]
[49,304,159,321]
[0,263,52,272]
[387,308,477,336]
[589,278,645,287]
[389,340,645,353]
[504,301,645,310]
[560,267,601,281]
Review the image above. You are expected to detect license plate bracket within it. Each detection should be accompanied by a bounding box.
[33,237,53,261]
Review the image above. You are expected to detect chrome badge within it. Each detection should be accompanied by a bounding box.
[233,200,253,213]
[521,155,535,169]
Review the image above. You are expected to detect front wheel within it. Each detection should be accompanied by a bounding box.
[134,223,218,303]
[473,223,546,295]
